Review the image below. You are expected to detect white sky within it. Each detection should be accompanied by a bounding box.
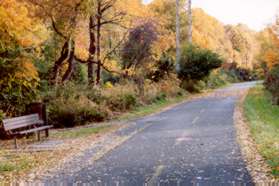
[143,0,279,31]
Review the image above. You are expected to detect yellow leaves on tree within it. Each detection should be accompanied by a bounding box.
[192,9,228,49]
[263,49,279,69]
[14,58,39,82]
[0,0,48,85]
[259,28,279,70]
[0,0,48,115]
[116,0,150,25]
[74,20,90,61]
[226,25,260,69]
[192,9,260,69]
[0,0,48,48]
[148,0,178,58]
[192,8,235,62]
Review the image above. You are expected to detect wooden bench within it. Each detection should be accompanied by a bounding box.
[3,114,53,148]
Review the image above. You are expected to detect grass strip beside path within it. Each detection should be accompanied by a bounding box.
[244,86,279,177]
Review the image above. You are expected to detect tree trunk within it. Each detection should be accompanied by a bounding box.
[88,15,96,85]
[62,41,75,82]
[134,75,144,97]
[88,62,94,85]
[51,40,70,85]
[187,0,192,43]
[96,1,102,85]
[175,0,181,72]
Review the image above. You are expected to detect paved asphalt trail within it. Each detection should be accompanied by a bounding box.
[43,82,257,185]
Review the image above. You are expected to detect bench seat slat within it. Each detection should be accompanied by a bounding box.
[3,114,43,130]
[5,118,43,125]
[4,120,44,130]
[4,116,39,125]
[4,117,39,125]
[18,125,53,135]
[4,114,38,123]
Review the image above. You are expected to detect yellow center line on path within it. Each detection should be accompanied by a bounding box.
[147,165,165,186]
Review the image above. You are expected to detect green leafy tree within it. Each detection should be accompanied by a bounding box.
[177,44,223,92]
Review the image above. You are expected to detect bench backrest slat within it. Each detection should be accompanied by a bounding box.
[3,114,40,130]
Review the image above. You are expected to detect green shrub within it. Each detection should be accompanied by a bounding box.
[106,93,137,111]
[154,92,167,102]
[177,44,223,92]
[81,108,108,122]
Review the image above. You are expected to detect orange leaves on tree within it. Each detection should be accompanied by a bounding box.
[259,26,279,70]
[263,48,279,69]
[14,57,39,82]
[0,0,48,48]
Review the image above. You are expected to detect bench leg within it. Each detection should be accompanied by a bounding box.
[14,137,18,149]
[37,131,41,141]
[45,129,49,138]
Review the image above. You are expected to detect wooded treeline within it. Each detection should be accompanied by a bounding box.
[0,0,278,128]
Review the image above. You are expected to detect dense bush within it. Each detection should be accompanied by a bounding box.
[105,94,137,111]
[177,45,223,92]
[45,78,186,128]
[265,65,279,105]
[48,95,109,128]
[45,83,109,128]
[149,52,175,82]
[101,83,138,111]
[50,105,108,128]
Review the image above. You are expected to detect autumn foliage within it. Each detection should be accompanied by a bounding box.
[259,23,279,105]
[0,0,275,126]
